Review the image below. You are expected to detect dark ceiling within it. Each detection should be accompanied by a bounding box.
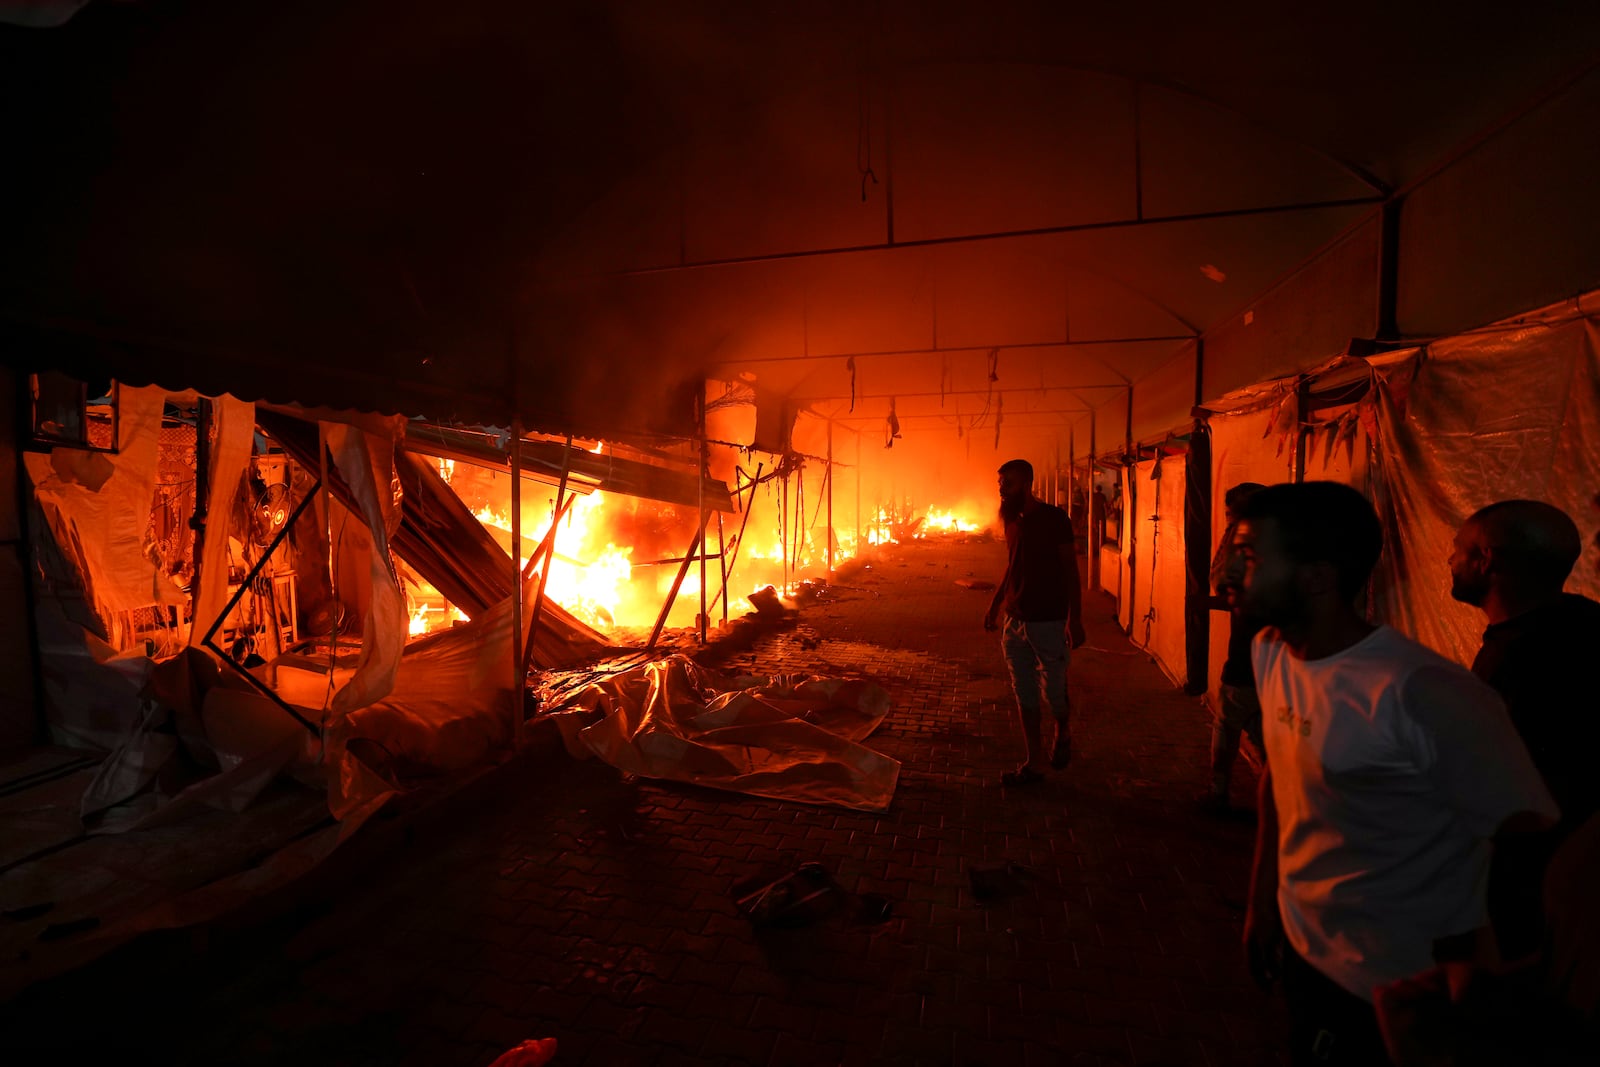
[4,0,1599,441]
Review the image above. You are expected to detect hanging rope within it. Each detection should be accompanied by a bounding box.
[857,72,879,202]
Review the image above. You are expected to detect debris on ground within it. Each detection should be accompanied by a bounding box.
[955,577,996,590]
[734,861,895,928]
[747,585,789,617]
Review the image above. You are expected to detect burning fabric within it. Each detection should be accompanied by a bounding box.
[546,657,899,812]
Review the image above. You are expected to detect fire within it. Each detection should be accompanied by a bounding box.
[472,491,643,631]
[405,579,471,637]
[919,508,980,535]
[439,458,988,635]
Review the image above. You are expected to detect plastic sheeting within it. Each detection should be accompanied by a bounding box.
[341,595,520,783]
[1369,312,1600,666]
[26,384,186,618]
[188,394,255,648]
[549,656,899,812]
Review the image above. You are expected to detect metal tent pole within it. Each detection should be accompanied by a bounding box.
[698,399,708,645]
[826,419,834,573]
[510,415,523,743]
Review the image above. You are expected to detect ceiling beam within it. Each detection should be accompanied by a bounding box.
[828,409,1089,422]
[616,196,1383,277]
[795,384,1125,403]
[713,335,1195,366]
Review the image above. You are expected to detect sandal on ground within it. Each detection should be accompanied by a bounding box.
[1000,766,1046,787]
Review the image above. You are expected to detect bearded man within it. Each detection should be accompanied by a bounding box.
[984,458,1086,787]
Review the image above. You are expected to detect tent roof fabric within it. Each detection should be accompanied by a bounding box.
[4,2,1599,433]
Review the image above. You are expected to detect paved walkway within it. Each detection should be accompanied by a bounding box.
[4,536,1286,1066]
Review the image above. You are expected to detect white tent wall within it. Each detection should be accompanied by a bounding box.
[1187,292,1600,718]
[1203,403,1294,715]
[0,367,36,754]
[1368,301,1600,668]
[1127,454,1191,687]
[1128,344,1199,448]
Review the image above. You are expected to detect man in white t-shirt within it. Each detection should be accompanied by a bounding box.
[1230,482,1558,1066]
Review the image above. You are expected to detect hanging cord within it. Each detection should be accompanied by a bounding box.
[1142,495,1160,648]
[885,396,901,448]
[857,72,879,201]
[808,462,833,534]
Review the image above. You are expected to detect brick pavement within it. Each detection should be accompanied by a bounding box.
[3,537,1287,1066]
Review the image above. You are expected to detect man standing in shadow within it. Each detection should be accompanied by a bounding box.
[985,458,1086,787]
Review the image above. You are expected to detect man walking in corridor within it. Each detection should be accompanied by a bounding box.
[984,458,1086,786]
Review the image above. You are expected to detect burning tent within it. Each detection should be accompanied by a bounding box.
[13,380,916,837]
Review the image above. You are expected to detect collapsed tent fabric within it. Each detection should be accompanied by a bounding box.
[26,384,186,621]
[255,407,613,667]
[548,656,899,812]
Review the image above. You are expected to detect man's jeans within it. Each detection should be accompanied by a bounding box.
[1002,617,1071,766]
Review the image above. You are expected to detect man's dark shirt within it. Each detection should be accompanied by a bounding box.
[1221,615,1266,689]
[1000,501,1076,622]
[1473,592,1600,826]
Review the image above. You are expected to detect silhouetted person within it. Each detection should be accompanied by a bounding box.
[1448,499,1600,827]
[1199,481,1267,814]
[984,458,1086,786]
[1233,482,1556,1067]
[1448,499,1600,961]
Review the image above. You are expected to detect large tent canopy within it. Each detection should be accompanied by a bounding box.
[5,1,1600,445]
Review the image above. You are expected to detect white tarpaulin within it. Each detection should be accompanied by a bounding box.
[1202,391,1294,714]
[1369,306,1600,666]
[549,656,900,812]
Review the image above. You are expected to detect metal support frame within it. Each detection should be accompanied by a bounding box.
[648,517,706,651]
[826,419,834,573]
[202,477,323,736]
[511,414,523,742]
[697,397,708,645]
[707,462,761,619]
[1087,407,1100,593]
[1376,198,1402,342]
[525,435,575,680]
[716,511,729,628]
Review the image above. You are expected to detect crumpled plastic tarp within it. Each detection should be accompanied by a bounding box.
[548,656,900,812]
[26,384,187,620]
